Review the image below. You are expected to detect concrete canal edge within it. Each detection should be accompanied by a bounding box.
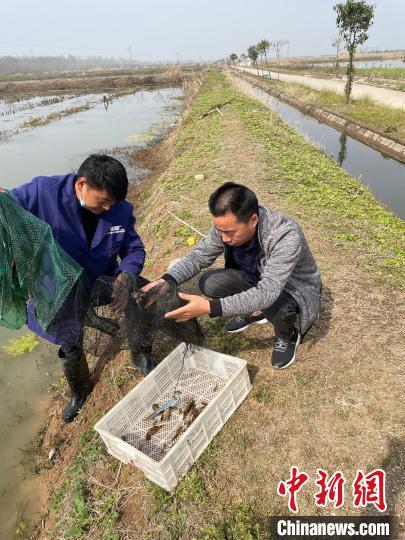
[235,73,405,165]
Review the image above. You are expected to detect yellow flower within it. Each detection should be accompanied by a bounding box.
[187,236,196,246]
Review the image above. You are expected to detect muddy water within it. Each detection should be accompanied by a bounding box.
[0,327,59,539]
[0,86,182,539]
[236,78,405,219]
[0,93,99,136]
[0,88,181,187]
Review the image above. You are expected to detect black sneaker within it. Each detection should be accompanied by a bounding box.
[225,313,267,333]
[271,329,301,369]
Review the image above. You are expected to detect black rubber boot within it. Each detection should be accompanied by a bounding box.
[59,346,92,423]
[131,345,155,377]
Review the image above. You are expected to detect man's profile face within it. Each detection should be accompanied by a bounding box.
[75,177,116,214]
[212,211,258,247]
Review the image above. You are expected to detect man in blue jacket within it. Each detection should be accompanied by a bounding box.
[10,154,153,422]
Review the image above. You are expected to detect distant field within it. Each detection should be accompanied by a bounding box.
[286,51,405,64]
[355,67,405,80]
[0,64,201,83]
[255,62,405,88]
[0,66,203,99]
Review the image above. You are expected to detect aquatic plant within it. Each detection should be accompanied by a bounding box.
[3,333,40,357]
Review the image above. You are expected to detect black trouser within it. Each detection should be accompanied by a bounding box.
[199,268,299,338]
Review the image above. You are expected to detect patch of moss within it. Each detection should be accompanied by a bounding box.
[3,333,39,356]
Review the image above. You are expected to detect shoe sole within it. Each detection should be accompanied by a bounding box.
[273,334,301,370]
[226,318,268,333]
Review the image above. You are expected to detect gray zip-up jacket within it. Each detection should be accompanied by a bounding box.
[164,206,321,334]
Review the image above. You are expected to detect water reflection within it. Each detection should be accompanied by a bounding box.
[239,79,405,219]
[338,133,348,166]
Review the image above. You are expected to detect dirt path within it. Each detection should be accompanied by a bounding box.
[207,72,405,522]
[235,66,405,109]
[35,70,405,539]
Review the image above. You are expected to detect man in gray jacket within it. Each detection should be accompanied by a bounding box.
[142,182,321,369]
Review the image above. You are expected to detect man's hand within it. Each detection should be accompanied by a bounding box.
[164,293,210,322]
[111,272,129,314]
[140,278,167,293]
[137,279,171,309]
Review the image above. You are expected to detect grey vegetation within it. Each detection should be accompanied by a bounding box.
[0,55,131,76]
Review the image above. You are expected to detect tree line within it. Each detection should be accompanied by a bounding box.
[230,39,289,73]
[0,55,131,76]
[229,0,375,104]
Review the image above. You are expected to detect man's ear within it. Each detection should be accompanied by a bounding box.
[251,213,259,226]
[76,176,86,188]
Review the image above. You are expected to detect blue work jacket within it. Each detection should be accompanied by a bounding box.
[12,173,145,344]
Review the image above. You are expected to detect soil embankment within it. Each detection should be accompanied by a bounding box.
[33,69,404,539]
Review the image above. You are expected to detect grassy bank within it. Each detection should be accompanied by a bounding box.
[0,67,196,99]
[259,62,405,80]
[34,69,404,539]
[256,62,405,92]
[0,65,202,84]
[355,66,405,80]
[243,71,405,145]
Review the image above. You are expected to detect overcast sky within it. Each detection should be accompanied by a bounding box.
[1,0,404,62]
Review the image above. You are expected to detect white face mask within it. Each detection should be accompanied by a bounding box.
[79,183,88,209]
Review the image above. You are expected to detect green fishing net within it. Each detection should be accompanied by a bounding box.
[0,191,204,356]
[0,191,83,331]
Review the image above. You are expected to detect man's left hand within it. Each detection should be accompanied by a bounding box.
[111,272,130,314]
[164,293,210,322]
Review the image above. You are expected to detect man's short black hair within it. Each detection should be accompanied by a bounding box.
[77,154,128,200]
[208,182,259,222]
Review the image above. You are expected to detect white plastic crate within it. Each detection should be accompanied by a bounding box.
[94,342,251,491]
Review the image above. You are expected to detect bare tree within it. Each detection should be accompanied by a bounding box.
[271,40,288,79]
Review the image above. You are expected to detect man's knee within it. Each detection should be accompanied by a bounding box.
[279,300,298,320]
[198,270,224,298]
[264,293,299,322]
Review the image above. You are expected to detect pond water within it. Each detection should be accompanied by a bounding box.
[0,93,100,136]
[0,88,181,188]
[0,327,58,539]
[0,86,182,539]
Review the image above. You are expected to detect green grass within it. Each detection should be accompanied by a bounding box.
[147,439,266,539]
[356,67,405,80]
[256,62,405,81]
[150,469,209,538]
[217,71,405,286]
[199,501,262,540]
[48,429,122,539]
[244,72,405,142]
[41,68,404,539]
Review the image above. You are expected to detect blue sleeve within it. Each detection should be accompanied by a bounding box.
[116,212,146,277]
[11,177,40,215]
